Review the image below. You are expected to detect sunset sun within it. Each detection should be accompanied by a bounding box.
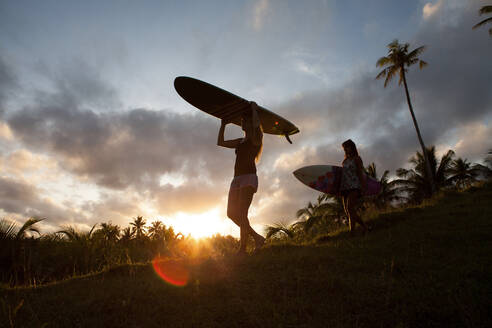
[166,208,234,239]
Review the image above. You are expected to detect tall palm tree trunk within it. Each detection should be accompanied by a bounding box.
[401,68,436,194]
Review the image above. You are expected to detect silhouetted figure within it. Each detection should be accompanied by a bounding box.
[217,102,266,255]
[340,139,370,233]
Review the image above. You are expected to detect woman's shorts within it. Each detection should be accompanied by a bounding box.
[229,174,258,193]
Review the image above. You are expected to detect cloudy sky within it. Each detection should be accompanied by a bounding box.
[0,0,490,237]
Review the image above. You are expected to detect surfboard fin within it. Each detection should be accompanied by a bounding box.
[285,134,293,144]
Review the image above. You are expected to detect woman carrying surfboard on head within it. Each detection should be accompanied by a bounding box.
[340,139,370,234]
[217,101,266,255]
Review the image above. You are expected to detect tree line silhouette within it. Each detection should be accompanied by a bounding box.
[0,215,239,286]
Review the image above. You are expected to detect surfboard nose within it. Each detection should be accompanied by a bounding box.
[292,168,306,181]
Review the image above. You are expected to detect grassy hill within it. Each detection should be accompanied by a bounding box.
[2,184,491,327]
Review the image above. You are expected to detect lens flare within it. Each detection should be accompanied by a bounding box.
[152,257,189,287]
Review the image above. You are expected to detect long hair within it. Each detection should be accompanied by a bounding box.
[255,125,263,163]
[242,112,263,163]
[342,139,359,159]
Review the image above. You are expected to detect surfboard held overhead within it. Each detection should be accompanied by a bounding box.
[174,76,299,142]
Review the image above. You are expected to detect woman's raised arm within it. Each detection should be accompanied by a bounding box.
[217,120,242,148]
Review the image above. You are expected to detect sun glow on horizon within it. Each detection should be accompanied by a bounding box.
[164,208,236,239]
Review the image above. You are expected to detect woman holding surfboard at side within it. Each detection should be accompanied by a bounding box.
[340,139,370,234]
[217,102,266,255]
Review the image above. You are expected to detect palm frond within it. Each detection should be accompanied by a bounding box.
[384,66,398,87]
[265,223,294,239]
[407,46,426,60]
[472,17,492,29]
[17,217,44,239]
[376,56,391,67]
[398,69,405,86]
[316,202,336,215]
[396,168,411,178]
[57,226,79,241]
[296,202,315,219]
[375,69,387,81]
[0,218,18,240]
[387,39,400,50]
[88,223,98,238]
[295,208,307,219]
[479,5,492,15]
[380,170,390,183]
[408,58,418,66]
[304,215,323,232]
[435,153,454,187]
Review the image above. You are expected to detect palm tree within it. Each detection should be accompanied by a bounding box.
[365,163,400,209]
[130,216,147,240]
[472,5,492,37]
[295,195,326,232]
[148,221,166,241]
[119,227,135,244]
[376,40,436,194]
[57,223,99,274]
[97,221,121,243]
[57,223,98,242]
[394,147,454,203]
[0,218,44,284]
[447,158,481,190]
[0,217,44,240]
[265,222,295,240]
[163,225,176,243]
[317,194,346,224]
[295,194,346,235]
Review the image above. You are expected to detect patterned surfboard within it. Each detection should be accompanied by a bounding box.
[293,165,381,196]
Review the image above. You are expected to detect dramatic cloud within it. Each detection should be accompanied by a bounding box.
[0,56,234,224]
[6,105,235,215]
[7,106,220,186]
[0,176,81,224]
[423,1,444,20]
[449,122,492,162]
[0,121,13,141]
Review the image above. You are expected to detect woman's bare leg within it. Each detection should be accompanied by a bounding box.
[238,187,264,251]
[227,186,264,253]
[227,188,246,253]
[342,195,355,232]
[347,191,368,232]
